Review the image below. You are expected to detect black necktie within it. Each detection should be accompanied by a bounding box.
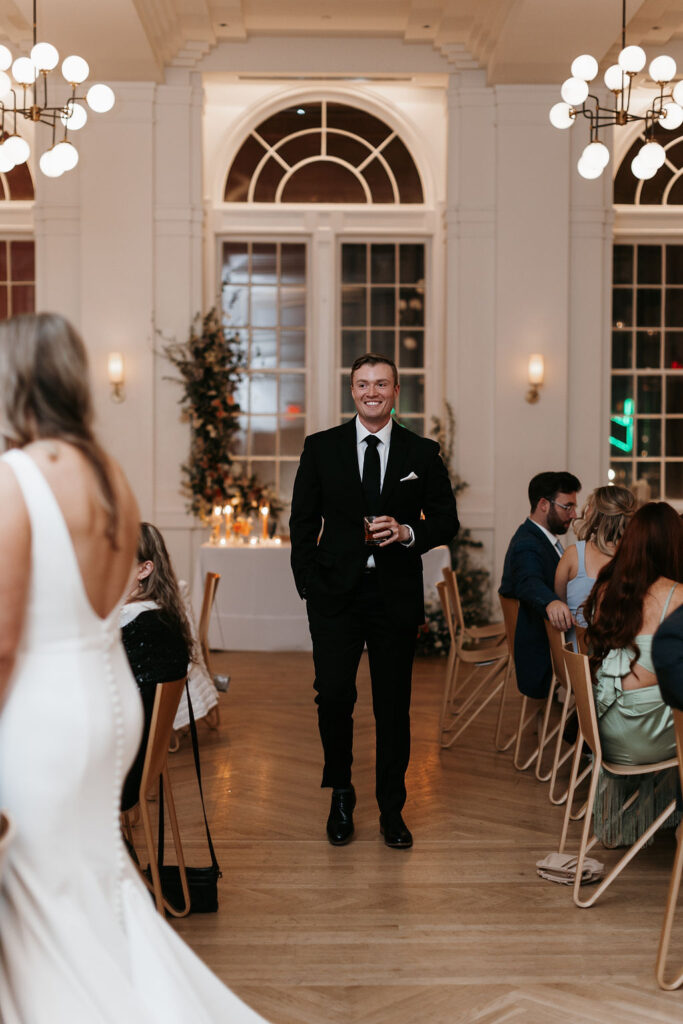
[362,435,381,512]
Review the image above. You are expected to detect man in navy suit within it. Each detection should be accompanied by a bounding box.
[653,604,683,711]
[499,471,581,700]
[290,354,459,849]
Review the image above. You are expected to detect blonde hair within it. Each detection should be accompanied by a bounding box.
[133,522,195,661]
[575,484,636,555]
[0,312,119,545]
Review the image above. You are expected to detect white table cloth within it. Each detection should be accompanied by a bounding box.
[195,542,452,652]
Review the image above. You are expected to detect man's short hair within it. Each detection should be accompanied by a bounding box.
[528,471,582,512]
[350,353,398,387]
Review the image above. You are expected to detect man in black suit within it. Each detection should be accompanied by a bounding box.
[290,354,459,849]
[499,471,581,700]
[653,605,683,711]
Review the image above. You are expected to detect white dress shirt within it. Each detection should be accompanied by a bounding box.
[355,416,414,565]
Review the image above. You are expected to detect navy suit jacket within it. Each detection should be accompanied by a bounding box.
[499,519,561,698]
[653,604,683,712]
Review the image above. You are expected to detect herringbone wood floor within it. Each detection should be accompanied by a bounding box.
[146,652,683,1023]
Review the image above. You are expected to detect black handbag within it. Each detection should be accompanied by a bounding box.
[148,684,222,914]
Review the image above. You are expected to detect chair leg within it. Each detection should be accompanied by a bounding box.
[535,681,563,782]
[558,729,586,853]
[656,823,683,990]
[494,658,516,752]
[513,697,540,771]
[548,694,576,804]
[160,766,191,918]
[440,661,507,749]
[439,649,459,743]
[204,705,220,731]
[138,782,165,915]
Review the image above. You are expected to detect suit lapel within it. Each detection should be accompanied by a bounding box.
[524,518,561,564]
[380,421,410,511]
[336,417,365,513]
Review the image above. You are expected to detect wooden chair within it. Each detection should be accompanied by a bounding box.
[498,595,558,772]
[559,647,678,908]
[192,571,221,734]
[438,569,509,748]
[656,708,683,990]
[544,620,582,804]
[122,676,191,917]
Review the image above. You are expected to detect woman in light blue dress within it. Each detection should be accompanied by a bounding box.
[555,484,635,635]
[583,502,683,845]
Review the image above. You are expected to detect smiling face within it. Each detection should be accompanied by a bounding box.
[350,362,399,432]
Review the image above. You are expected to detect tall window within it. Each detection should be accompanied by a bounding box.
[339,241,425,435]
[221,240,306,500]
[611,243,683,499]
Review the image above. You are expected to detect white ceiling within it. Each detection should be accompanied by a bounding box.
[2,0,683,85]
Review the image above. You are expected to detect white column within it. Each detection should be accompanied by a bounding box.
[493,86,572,585]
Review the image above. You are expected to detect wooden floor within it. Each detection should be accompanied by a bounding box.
[151,651,683,1023]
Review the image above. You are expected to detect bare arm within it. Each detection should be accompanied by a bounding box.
[554,545,578,605]
[0,463,30,708]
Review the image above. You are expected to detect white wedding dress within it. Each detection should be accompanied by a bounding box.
[0,449,269,1024]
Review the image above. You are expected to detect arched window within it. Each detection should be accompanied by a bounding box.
[0,155,35,319]
[224,101,423,204]
[614,122,683,205]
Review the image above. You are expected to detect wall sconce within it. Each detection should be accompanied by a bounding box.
[526,354,544,404]
[107,352,125,403]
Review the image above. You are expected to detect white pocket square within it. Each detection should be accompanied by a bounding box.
[400,472,418,482]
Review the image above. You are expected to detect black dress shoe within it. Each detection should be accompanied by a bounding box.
[326,786,356,845]
[379,814,413,849]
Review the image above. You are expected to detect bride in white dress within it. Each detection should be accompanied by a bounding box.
[0,313,269,1024]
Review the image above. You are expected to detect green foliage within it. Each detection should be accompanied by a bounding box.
[163,308,244,521]
[432,403,491,627]
[415,599,450,657]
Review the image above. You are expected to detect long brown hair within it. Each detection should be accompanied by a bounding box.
[132,522,195,661]
[584,502,683,669]
[574,484,635,555]
[0,312,119,546]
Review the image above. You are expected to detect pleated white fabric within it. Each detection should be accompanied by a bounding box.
[0,449,268,1024]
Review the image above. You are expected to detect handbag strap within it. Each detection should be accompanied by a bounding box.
[156,683,221,875]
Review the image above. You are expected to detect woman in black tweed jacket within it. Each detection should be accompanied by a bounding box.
[120,522,193,811]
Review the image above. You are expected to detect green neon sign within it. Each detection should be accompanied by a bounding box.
[610,397,634,453]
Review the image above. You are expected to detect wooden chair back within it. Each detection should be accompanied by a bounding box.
[561,646,601,759]
[437,580,457,648]
[140,678,187,799]
[544,620,566,681]
[498,595,519,654]
[198,572,220,671]
[442,567,465,635]
[574,624,589,655]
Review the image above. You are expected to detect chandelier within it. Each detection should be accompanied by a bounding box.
[0,0,115,179]
[549,0,682,181]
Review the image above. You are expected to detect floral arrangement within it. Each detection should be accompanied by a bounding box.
[224,467,284,520]
[415,598,450,657]
[163,308,244,521]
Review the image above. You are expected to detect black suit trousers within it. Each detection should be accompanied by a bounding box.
[307,571,416,818]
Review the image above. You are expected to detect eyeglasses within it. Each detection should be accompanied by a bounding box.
[548,499,577,513]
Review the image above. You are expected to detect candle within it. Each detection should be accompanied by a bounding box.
[260,504,269,542]
[210,504,222,545]
[222,503,233,543]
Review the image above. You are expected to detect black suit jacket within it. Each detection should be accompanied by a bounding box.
[653,604,683,712]
[499,519,561,698]
[289,417,459,626]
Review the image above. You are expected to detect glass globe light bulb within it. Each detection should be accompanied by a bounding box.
[560,77,589,106]
[618,45,646,73]
[12,57,36,85]
[674,81,683,106]
[604,64,624,92]
[30,42,59,72]
[3,134,29,164]
[582,141,610,170]
[86,83,115,113]
[0,145,15,173]
[649,55,676,83]
[0,70,11,98]
[61,55,89,85]
[577,156,603,180]
[549,102,574,129]
[52,141,78,172]
[0,46,12,72]
[39,149,63,178]
[661,102,683,131]
[639,141,666,169]
[60,103,87,130]
[571,54,598,81]
[631,155,656,180]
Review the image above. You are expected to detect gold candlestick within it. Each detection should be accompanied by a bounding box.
[260,504,269,542]
[210,505,222,545]
[222,504,233,544]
